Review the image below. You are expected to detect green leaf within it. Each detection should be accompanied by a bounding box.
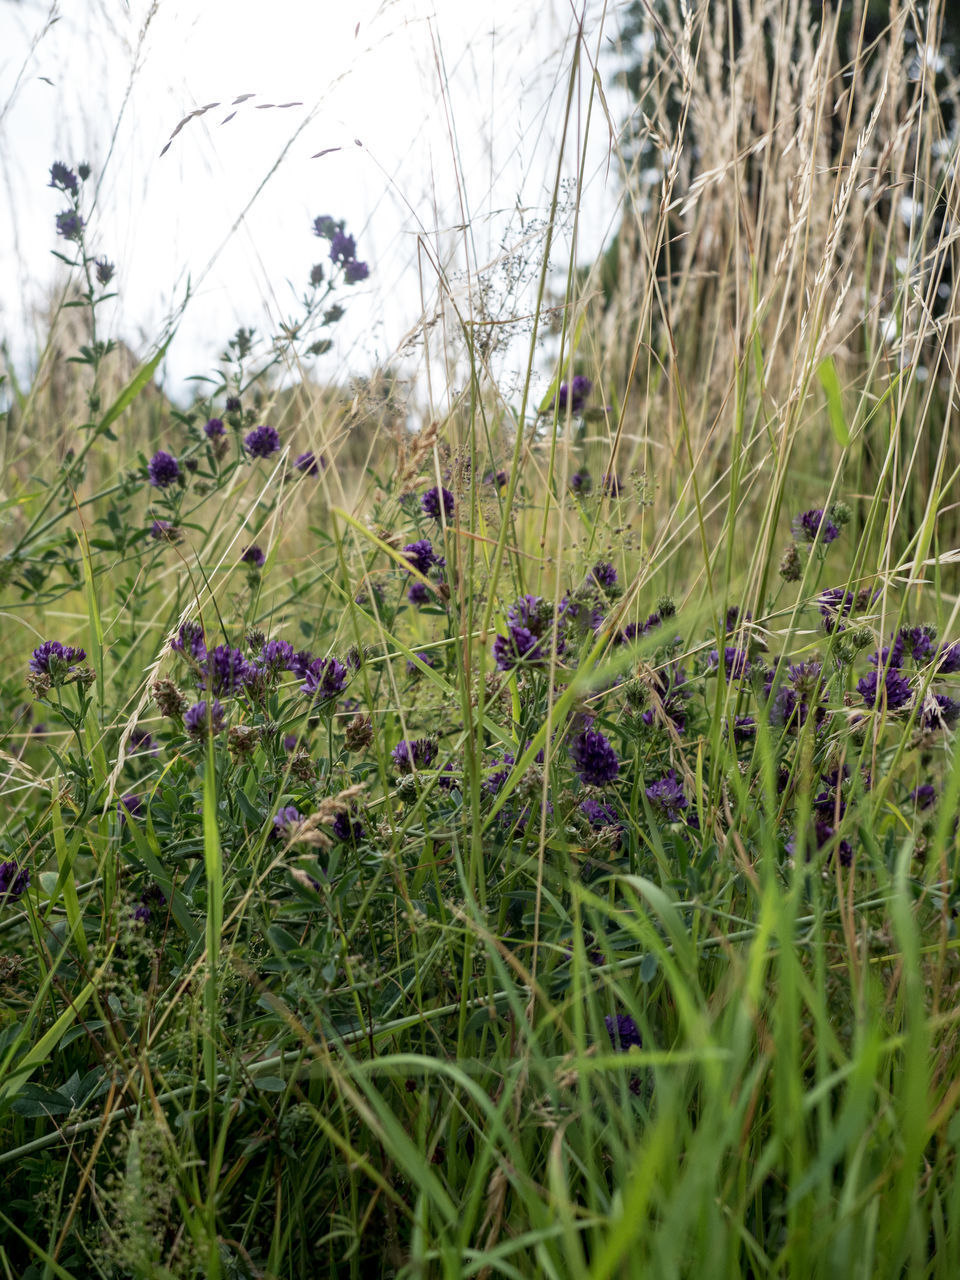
[96,332,174,436]
[817,356,850,446]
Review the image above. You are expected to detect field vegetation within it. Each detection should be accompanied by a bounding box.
[3,1,960,1275]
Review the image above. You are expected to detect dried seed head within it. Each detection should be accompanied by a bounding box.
[344,713,374,752]
[152,678,188,718]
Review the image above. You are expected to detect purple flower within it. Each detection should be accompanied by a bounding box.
[402,540,437,575]
[731,715,757,744]
[117,793,142,824]
[302,656,348,703]
[570,729,620,786]
[483,752,516,796]
[204,645,253,696]
[485,469,508,488]
[344,260,369,284]
[818,584,881,631]
[559,593,604,636]
[605,1013,642,1051]
[255,640,295,674]
[204,417,225,438]
[225,395,242,413]
[332,809,365,843]
[185,700,226,737]
[601,472,621,497]
[421,486,455,521]
[392,738,438,773]
[295,451,323,475]
[589,561,618,590]
[910,784,938,810]
[313,215,338,239]
[581,798,622,829]
[857,668,913,709]
[792,508,840,545]
[645,770,688,821]
[920,694,960,730]
[493,625,549,670]
[787,661,823,697]
[244,425,280,458]
[0,861,30,902]
[899,625,937,663]
[570,470,592,495]
[869,635,905,669]
[133,885,166,925]
[640,663,689,732]
[130,727,157,755]
[937,641,960,673]
[29,640,86,675]
[241,545,265,568]
[329,230,356,264]
[49,162,78,193]
[171,620,206,662]
[150,520,181,542]
[768,686,799,727]
[554,375,593,414]
[287,649,314,678]
[273,805,305,835]
[408,581,430,607]
[147,450,181,488]
[94,257,116,287]
[55,210,84,241]
[707,647,751,679]
[407,651,437,675]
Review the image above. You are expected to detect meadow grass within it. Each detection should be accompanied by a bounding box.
[2,2,960,1276]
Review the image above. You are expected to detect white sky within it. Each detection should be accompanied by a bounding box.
[0,0,631,407]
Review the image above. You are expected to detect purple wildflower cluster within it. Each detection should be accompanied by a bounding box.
[392,738,438,774]
[551,375,593,414]
[295,451,324,475]
[302,656,348,703]
[273,806,305,836]
[332,808,365,843]
[492,595,571,672]
[312,215,370,285]
[185,700,226,737]
[244,425,281,458]
[792,508,841,545]
[0,861,30,902]
[421,486,455,521]
[570,728,620,786]
[29,640,86,676]
[133,883,166,924]
[605,1013,642,1051]
[707,646,751,679]
[148,451,181,488]
[645,770,689,822]
[241,545,266,568]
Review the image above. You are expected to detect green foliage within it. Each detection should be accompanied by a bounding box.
[4,4,960,1277]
